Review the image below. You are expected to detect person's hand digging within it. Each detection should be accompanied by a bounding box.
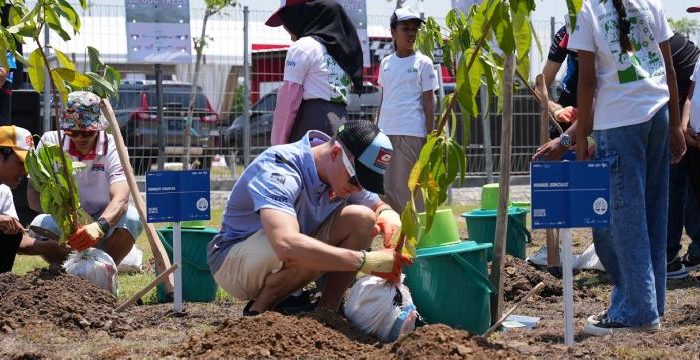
[68,222,105,251]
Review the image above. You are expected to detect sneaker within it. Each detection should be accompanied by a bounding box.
[527,245,549,267]
[681,253,700,272]
[667,257,689,280]
[583,314,660,336]
[586,310,608,326]
[273,291,317,315]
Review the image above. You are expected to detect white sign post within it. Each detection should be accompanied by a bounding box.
[531,161,611,346]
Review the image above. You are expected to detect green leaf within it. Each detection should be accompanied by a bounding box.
[53,68,92,88]
[493,2,515,55]
[566,0,583,30]
[54,49,75,70]
[28,48,46,93]
[470,0,498,43]
[511,5,531,61]
[50,70,70,103]
[57,0,81,31]
[87,46,103,73]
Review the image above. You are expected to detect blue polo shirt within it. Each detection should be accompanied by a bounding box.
[207,130,378,273]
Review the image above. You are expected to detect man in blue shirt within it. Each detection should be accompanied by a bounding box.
[208,120,406,315]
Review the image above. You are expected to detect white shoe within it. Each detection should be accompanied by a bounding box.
[527,245,549,266]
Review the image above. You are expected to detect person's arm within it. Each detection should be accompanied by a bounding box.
[270,81,304,145]
[422,90,435,134]
[0,66,8,85]
[660,40,687,163]
[261,208,364,271]
[99,180,129,227]
[683,82,699,149]
[542,60,563,112]
[574,50,596,161]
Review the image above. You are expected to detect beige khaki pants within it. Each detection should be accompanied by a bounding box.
[384,135,425,213]
[212,209,338,301]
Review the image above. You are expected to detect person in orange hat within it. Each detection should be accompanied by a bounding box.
[0,125,32,272]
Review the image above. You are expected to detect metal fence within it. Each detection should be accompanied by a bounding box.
[22,2,565,181]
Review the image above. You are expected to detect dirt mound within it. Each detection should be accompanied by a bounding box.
[0,269,140,337]
[390,324,521,359]
[502,256,563,302]
[165,310,379,359]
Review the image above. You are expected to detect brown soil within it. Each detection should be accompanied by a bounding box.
[2,231,700,359]
[0,269,141,337]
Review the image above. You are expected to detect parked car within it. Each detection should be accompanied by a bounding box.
[224,82,381,162]
[111,81,221,172]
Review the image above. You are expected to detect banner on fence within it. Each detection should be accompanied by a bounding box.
[125,0,192,64]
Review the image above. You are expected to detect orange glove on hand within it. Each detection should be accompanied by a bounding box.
[552,106,578,124]
[376,209,401,248]
[68,222,104,251]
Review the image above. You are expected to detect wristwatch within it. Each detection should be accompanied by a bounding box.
[559,133,572,148]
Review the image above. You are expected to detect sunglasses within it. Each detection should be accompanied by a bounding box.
[340,146,360,187]
[64,130,97,138]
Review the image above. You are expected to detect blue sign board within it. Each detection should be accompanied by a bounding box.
[146,170,211,223]
[531,161,610,229]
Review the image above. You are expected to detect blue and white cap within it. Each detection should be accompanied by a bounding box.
[337,120,393,195]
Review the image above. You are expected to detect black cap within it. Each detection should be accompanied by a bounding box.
[336,121,393,195]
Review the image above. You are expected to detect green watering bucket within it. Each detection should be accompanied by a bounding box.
[481,183,508,210]
[156,227,219,303]
[404,241,493,335]
[417,209,461,249]
[462,207,531,261]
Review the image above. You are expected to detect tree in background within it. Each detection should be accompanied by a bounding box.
[183,0,238,169]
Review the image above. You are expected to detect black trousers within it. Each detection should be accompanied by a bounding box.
[0,232,21,273]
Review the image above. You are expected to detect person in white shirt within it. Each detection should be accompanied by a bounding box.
[569,0,685,335]
[0,125,32,272]
[22,91,142,265]
[377,8,438,213]
[265,0,364,145]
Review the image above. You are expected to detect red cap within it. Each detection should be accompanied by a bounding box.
[266,0,306,27]
[688,6,700,13]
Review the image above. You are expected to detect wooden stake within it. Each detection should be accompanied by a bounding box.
[115,264,179,312]
[100,98,174,295]
[483,282,545,337]
[489,54,516,322]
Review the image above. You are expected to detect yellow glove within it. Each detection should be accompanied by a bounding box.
[360,249,396,273]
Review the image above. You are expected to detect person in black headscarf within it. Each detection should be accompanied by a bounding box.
[265,0,364,145]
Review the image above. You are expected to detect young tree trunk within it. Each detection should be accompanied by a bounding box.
[489,53,516,323]
[183,10,211,169]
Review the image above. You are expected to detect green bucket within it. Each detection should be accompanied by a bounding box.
[462,207,531,261]
[481,183,507,210]
[404,241,493,335]
[417,209,461,249]
[156,227,219,303]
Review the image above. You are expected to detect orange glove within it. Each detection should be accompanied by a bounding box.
[552,106,578,124]
[375,208,401,248]
[68,222,104,251]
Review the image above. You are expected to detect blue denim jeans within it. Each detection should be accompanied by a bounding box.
[667,156,700,261]
[591,105,669,327]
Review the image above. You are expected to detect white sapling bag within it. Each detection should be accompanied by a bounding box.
[63,248,119,296]
[344,275,417,342]
[117,245,143,273]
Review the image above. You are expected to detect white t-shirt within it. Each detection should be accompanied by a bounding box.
[568,0,673,130]
[0,184,18,219]
[377,51,439,137]
[38,131,126,219]
[689,60,700,133]
[283,36,351,104]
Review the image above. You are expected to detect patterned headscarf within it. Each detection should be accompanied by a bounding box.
[60,91,108,131]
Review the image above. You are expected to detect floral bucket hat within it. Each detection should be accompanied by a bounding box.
[60,91,108,131]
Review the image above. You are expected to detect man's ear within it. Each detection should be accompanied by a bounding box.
[330,142,342,161]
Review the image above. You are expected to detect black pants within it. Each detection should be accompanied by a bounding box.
[0,232,21,273]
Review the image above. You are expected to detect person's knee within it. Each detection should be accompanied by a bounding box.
[342,205,376,232]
